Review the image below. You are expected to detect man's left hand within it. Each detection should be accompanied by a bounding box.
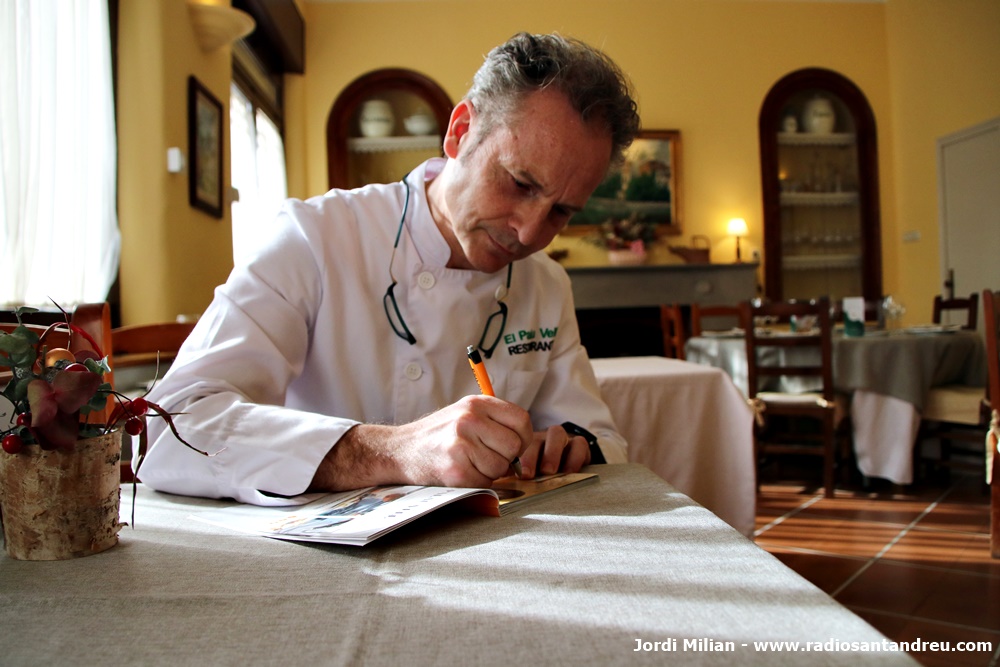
[516,424,591,478]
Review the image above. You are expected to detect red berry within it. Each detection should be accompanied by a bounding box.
[124,417,145,436]
[16,413,31,427]
[127,397,149,417]
[63,363,91,373]
[2,434,24,454]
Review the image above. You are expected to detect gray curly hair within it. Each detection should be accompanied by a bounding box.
[466,32,641,166]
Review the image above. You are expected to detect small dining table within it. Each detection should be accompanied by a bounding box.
[0,466,919,666]
[590,356,756,536]
[685,327,987,484]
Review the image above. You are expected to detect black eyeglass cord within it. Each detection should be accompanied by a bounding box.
[384,177,512,357]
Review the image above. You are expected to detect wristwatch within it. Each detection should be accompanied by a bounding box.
[561,421,606,465]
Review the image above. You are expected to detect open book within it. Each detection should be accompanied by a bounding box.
[191,472,598,547]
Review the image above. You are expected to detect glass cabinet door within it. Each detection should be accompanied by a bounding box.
[759,69,882,304]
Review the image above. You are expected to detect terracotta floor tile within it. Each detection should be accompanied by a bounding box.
[884,529,1000,578]
[799,495,930,526]
[764,547,869,594]
[756,494,809,516]
[850,610,1000,667]
[916,501,992,535]
[755,515,903,558]
[756,463,997,660]
[834,561,947,617]
[911,568,1000,629]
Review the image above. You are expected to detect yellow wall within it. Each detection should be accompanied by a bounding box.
[117,0,236,325]
[116,0,1000,325]
[884,0,1000,323]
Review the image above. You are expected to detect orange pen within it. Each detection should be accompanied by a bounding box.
[467,345,522,478]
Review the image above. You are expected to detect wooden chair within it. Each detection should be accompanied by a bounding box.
[919,292,989,479]
[111,321,196,370]
[742,297,842,497]
[690,303,743,337]
[111,321,196,483]
[980,289,1000,558]
[658,303,686,360]
[933,292,979,330]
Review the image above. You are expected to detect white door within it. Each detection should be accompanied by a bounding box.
[937,116,1000,330]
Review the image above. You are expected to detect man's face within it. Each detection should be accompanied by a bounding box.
[433,89,613,273]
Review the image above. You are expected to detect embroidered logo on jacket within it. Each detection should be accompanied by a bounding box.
[504,326,558,355]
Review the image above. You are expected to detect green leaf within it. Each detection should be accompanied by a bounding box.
[83,357,111,375]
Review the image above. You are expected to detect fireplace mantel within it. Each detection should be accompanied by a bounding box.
[566,262,759,310]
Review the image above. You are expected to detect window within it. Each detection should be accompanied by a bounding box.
[230,84,287,266]
[0,0,119,307]
[230,42,287,267]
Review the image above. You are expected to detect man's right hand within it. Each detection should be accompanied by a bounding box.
[309,395,533,492]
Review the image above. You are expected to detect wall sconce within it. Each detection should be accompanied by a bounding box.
[727,218,749,262]
[187,1,255,52]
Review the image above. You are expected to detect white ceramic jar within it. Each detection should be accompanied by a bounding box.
[403,112,436,136]
[802,96,836,134]
[359,99,395,138]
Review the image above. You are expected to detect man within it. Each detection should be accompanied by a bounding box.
[139,33,641,505]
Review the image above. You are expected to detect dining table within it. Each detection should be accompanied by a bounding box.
[685,326,988,484]
[0,465,919,666]
[590,356,756,536]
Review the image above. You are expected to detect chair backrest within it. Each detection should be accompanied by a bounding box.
[658,303,686,360]
[690,303,743,337]
[933,292,979,330]
[111,321,196,369]
[740,297,834,401]
[0,303,114,424]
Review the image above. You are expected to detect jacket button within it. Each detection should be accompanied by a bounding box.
[404,362,423,380]
[417,272,435,290]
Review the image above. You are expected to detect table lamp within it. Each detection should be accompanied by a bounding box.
[728,218,749,262]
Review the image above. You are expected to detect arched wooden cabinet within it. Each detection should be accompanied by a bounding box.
[758,68,882,303]
[326,68,453,190]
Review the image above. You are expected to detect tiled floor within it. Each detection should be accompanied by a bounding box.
[755,464,999,667]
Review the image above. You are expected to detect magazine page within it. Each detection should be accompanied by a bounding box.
[190,472,600,546]
[192,485,499,546]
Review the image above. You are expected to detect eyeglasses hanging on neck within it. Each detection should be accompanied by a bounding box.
[383,178,513,358]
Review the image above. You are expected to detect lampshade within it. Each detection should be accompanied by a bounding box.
[727,218,749,237]
[188,1,255,52]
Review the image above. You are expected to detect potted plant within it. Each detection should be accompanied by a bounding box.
[0,305,207,560]
[586,214,658,265]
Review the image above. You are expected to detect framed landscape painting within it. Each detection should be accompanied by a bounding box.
[565,129,682,236]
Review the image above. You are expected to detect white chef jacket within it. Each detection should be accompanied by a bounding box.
[140,159,627,505]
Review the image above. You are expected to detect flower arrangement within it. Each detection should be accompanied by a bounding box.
[0,305,216,558]
[0,305,206,467]
[586,214,659,253]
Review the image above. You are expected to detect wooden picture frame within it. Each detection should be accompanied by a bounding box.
[188,76,223,218]
[565,129,682,236]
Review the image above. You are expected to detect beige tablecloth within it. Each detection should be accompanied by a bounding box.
[0,466,918,666]
[591,356,756,535]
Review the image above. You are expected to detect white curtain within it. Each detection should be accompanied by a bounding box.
[230,83,286,267]
[0,0,119,308]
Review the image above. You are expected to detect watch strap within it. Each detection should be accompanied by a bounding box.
[561,421,606,465]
